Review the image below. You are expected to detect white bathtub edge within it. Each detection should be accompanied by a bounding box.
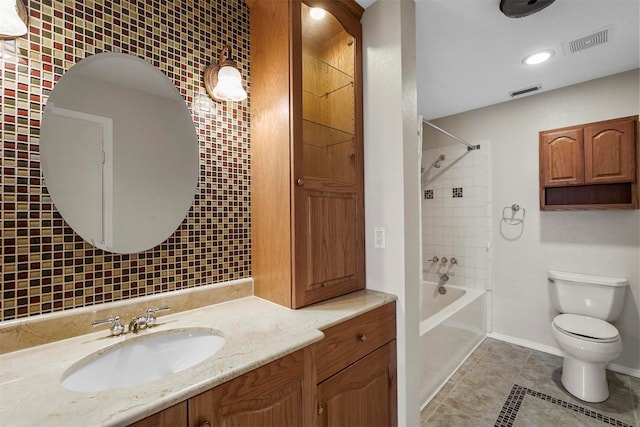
[420,285,485,336]
[419,336,487,411]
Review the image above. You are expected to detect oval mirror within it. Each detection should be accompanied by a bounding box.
[40,53,199,254]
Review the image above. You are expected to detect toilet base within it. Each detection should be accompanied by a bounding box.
[560,355,609,403]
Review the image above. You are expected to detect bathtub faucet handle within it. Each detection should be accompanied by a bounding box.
[440,257,448,264]
[450,257,458,265]
[428,256,439,263]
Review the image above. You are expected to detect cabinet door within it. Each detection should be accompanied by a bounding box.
[317,341,397,427]
[188,350,307,427]
[294,186,364,307]
[539,128,584,186]
[584,118,637,184]
[300,1,358,184]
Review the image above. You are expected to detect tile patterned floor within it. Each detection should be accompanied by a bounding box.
[421,338,640,427]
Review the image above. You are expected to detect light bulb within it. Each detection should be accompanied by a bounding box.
[522,50,554,65]
[309,8,326,20]
[212,66,247,102]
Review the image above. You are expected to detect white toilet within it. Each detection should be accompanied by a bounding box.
[548,270,628,403]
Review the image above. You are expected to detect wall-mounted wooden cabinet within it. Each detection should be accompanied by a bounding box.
[539,116,638,210]
[249,0,365,308]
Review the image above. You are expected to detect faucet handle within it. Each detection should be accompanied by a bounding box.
[428,256,439,263]
[145,305,170,327]
[440,257,448,264]
[450,257,458,265]
[92,316,125,336]
[148,305,170,314]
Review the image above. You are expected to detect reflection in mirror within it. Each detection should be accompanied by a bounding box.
[40,53,199,254]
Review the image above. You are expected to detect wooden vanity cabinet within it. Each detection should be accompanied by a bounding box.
[315,302,397,427]
[317,341,397,427]
[187,349,312,427]
[128,302,397,427]
[129,350,310,427]
[540,116,639,210]
[248,0,366,309]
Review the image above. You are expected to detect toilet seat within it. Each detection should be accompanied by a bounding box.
[552,314,620,343]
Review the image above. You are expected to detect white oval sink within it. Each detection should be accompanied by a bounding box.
[60,328,225,392]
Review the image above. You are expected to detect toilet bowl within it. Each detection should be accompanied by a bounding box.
[547,270,628,403]
[551,314,622,402]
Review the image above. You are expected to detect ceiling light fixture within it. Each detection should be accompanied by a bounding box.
[204,44,247,103]
[0,0,28,38]
[522,50,554,65]
[309,7,326,20]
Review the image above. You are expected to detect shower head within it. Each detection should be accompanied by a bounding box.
[433,154,445,168]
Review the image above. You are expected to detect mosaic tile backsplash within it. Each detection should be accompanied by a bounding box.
[0,0,251,321]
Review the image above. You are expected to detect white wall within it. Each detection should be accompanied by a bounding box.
[431,69,640,373]
[362,0,421,425]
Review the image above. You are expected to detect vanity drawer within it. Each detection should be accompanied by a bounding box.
[315,302,396,382]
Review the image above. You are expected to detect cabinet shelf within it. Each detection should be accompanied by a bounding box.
[303,119,354,148]
[303,52,354,98]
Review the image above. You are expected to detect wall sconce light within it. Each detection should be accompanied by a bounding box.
[204,44,247,103]
[0,0,28,39]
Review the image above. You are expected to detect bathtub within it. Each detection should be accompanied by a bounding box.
[419,282,486,408]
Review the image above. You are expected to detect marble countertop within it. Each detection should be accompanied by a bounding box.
[0,289,395,426]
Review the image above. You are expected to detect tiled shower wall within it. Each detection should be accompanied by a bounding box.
[0,0,251,321]
[421,143,492,290]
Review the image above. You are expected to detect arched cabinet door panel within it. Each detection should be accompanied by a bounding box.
[584,118,636,184]
[540,128,584,187]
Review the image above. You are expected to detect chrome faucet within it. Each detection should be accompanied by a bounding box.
[145,305,170,328]
[128,316,148,333]
[128,305,171,333]
[92,316,125,336]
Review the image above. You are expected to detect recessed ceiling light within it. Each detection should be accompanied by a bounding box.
[522,50,555,65]
[309,7,326,20]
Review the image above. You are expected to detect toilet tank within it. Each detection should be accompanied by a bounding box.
[548,270,628,321]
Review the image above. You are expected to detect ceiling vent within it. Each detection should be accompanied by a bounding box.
[566,27,611,54]
[509,84,542,98]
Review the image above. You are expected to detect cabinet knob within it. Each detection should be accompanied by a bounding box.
[317,405,324,415]
[359,333,366,342]
[199,422,211,427]
[296,178,304,186]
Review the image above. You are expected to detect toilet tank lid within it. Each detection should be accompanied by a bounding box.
[548,270,628,287]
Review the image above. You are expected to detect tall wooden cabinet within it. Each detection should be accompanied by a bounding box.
[540,116,639,210]
[249,0,365,309]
